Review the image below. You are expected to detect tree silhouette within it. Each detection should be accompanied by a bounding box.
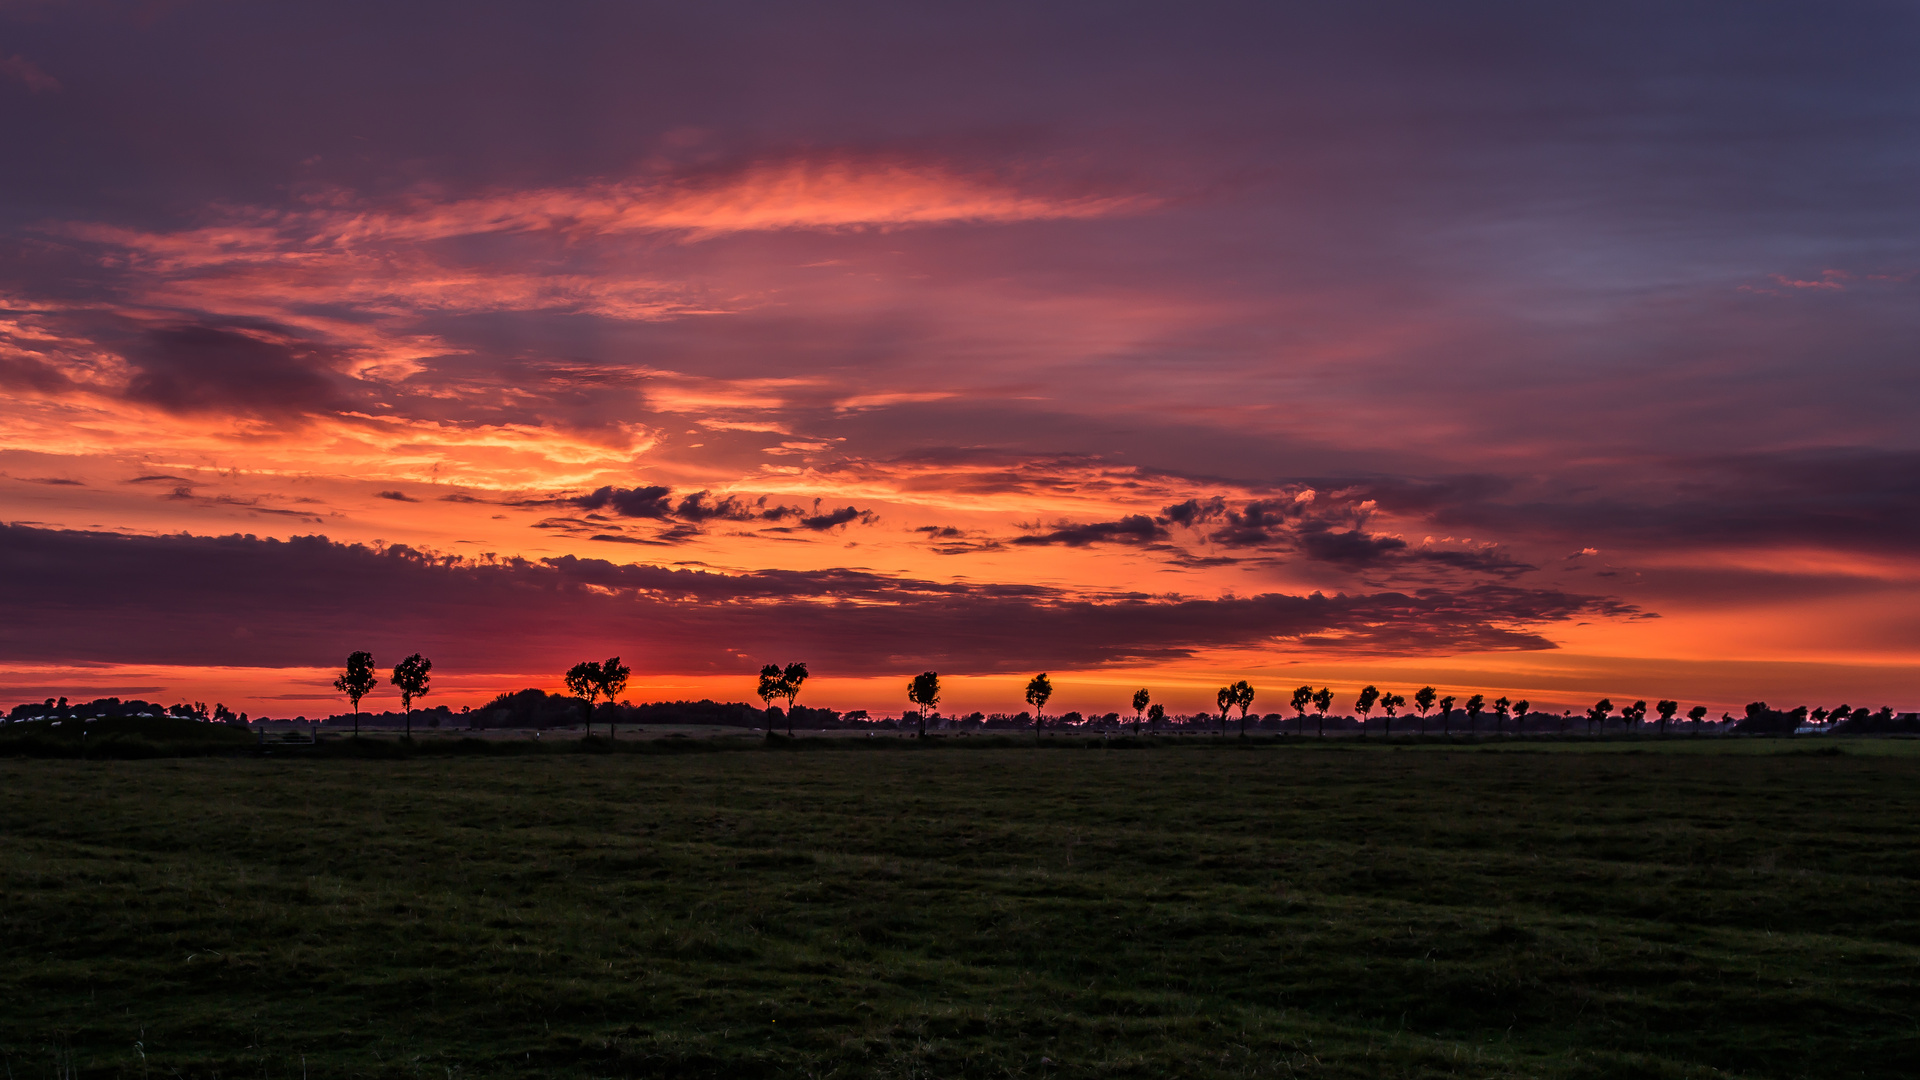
[332,650,377,737]
[1656,699,1678,736]
[566,660,605,734]
[1622,699,1648,732]
[1132,688,1150,734]
[1025,673,1053,736]
[391,654,432,739]
[778,662,807,736]
[908,671,941,737]
[756,664,783,715]
[1464,693,1485,735]
[1311,687,1333,736]
[757,662,808,737]
[1586,698,1613,735]
[1512,699,1530,733]
[1413,686,1437,734]
[1491,695,1510,734]
[1230,680,1255,735]
[1380,691,1404,737]
[1687,704,1708,733]
[597,657,630,738]
[1147,702,1165,732]
[1438,694,1455,736]
[1291,685,1314,736]
[1355,685,1380,737]
[1215,685,1234,736]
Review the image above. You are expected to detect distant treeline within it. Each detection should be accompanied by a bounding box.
[470,690,858,730]
[8,692,1918,736]
[6,697,241,723]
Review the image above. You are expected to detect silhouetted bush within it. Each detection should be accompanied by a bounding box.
[0,715,255,757]
[1834,707,1915,734]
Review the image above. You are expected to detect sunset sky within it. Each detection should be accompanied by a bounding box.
[2,2,1915,719]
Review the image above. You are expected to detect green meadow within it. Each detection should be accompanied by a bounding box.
[2,738,1917,1078]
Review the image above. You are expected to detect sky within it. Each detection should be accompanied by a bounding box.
[2,1,1916,719]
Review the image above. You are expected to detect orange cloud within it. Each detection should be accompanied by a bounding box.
[306,158,1152,243]
[66,157,1147,264]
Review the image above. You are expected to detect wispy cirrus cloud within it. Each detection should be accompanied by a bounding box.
[293,157,1150,244]
[59,156,1148,292]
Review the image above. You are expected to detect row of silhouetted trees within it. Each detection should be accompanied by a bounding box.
[332,651,434,736]
[315,652,1910,740]
[871,674,1908,738]
[9,662,1906,738]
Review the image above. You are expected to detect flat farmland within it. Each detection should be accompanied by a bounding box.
[2,740,1917,1079]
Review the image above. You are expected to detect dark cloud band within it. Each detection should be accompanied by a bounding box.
[0,525,1635,676]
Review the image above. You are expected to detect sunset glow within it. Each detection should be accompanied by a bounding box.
[3,4,1915,719]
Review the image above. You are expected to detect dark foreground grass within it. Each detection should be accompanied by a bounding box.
[2,741,1917,1079]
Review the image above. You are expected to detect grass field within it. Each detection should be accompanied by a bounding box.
[3,738,1917,1078]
